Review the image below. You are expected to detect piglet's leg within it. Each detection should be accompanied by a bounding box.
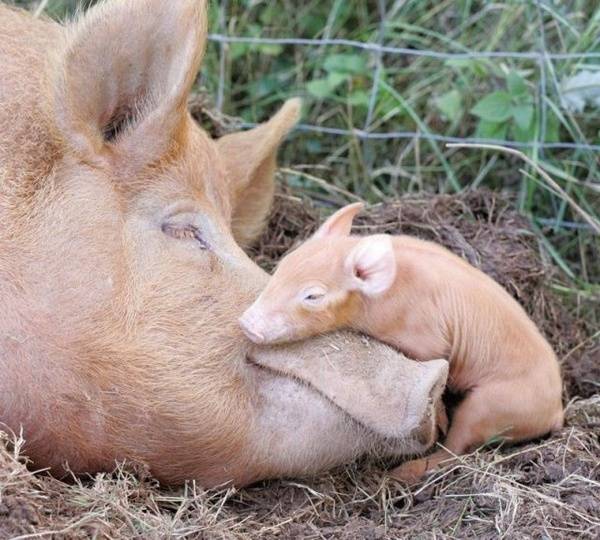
[390,375,560,484]
[389,404,476,485]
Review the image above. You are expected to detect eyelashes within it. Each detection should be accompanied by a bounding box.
[161,223,210,250]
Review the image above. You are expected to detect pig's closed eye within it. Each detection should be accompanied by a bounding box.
[162,223,210,250]
[301,287,327,306]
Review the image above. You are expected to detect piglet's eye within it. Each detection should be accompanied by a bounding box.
[301,287,327,305]
[162,223,210,250]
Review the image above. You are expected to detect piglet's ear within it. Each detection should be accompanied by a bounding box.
[313,202,364,239]
[345,235,396,297]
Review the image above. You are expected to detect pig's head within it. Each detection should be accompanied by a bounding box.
[0,0,447,487]
[240,203,398,344]
[53,0,294,255]
[3,0,300,480]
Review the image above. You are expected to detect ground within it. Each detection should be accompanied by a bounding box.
[1,188,598,539]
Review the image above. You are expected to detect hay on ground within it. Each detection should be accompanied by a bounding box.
[1,398,598,538]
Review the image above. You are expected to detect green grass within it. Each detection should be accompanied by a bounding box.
[12,0,600,299]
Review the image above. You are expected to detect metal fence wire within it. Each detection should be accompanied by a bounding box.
[207,1,600,153]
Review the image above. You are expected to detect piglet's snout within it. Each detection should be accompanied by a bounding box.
[239,308,267,344]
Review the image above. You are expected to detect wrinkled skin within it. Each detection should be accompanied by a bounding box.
[0,0,447,487]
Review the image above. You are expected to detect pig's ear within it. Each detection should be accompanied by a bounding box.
[218,99,301,248]
[54,0,207,170]
[345,235,396,297]
[313,203,364,239]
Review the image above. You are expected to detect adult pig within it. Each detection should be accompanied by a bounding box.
[0,0,447,487]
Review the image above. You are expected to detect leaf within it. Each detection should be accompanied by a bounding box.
[471,91,513,122]
[475,119,508,140]
[260,44,283,56]
[560,70,600,113]
[513,111,537,143]
[259,4,278,24]
[323,54,367,75]
[435,89,462,122]
[507,71,528,98]
[300,14,328,35]
[512,104,534,130]
[327,71,350,90]
[545,111,560,142]
[347,90,369,107]
[307,72,351,99]
[229,42,249,61]
[250,77,279,98]
[305,139,322,154]
[445,58,473,69]
[307,79,333,99]
[512,110,561,143]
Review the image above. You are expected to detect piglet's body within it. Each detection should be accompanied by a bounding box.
[240,203,564,482]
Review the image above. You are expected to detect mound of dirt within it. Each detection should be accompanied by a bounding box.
[563,344,600,399]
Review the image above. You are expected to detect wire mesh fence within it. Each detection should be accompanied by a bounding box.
[206,4,600,148]
[198,0,600,244]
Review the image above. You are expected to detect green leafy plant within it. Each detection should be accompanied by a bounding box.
[471,71,558,143]
[435,89,463,123]
[306,53,369,106]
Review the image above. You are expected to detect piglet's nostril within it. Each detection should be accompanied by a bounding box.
[239,314,265,344]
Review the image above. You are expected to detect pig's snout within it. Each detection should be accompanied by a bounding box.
[410,359,449,450]
[239,308,267,344]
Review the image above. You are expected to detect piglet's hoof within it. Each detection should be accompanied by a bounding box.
[389,458,429,485]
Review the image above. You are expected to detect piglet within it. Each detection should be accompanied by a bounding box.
[239,202,564,483]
